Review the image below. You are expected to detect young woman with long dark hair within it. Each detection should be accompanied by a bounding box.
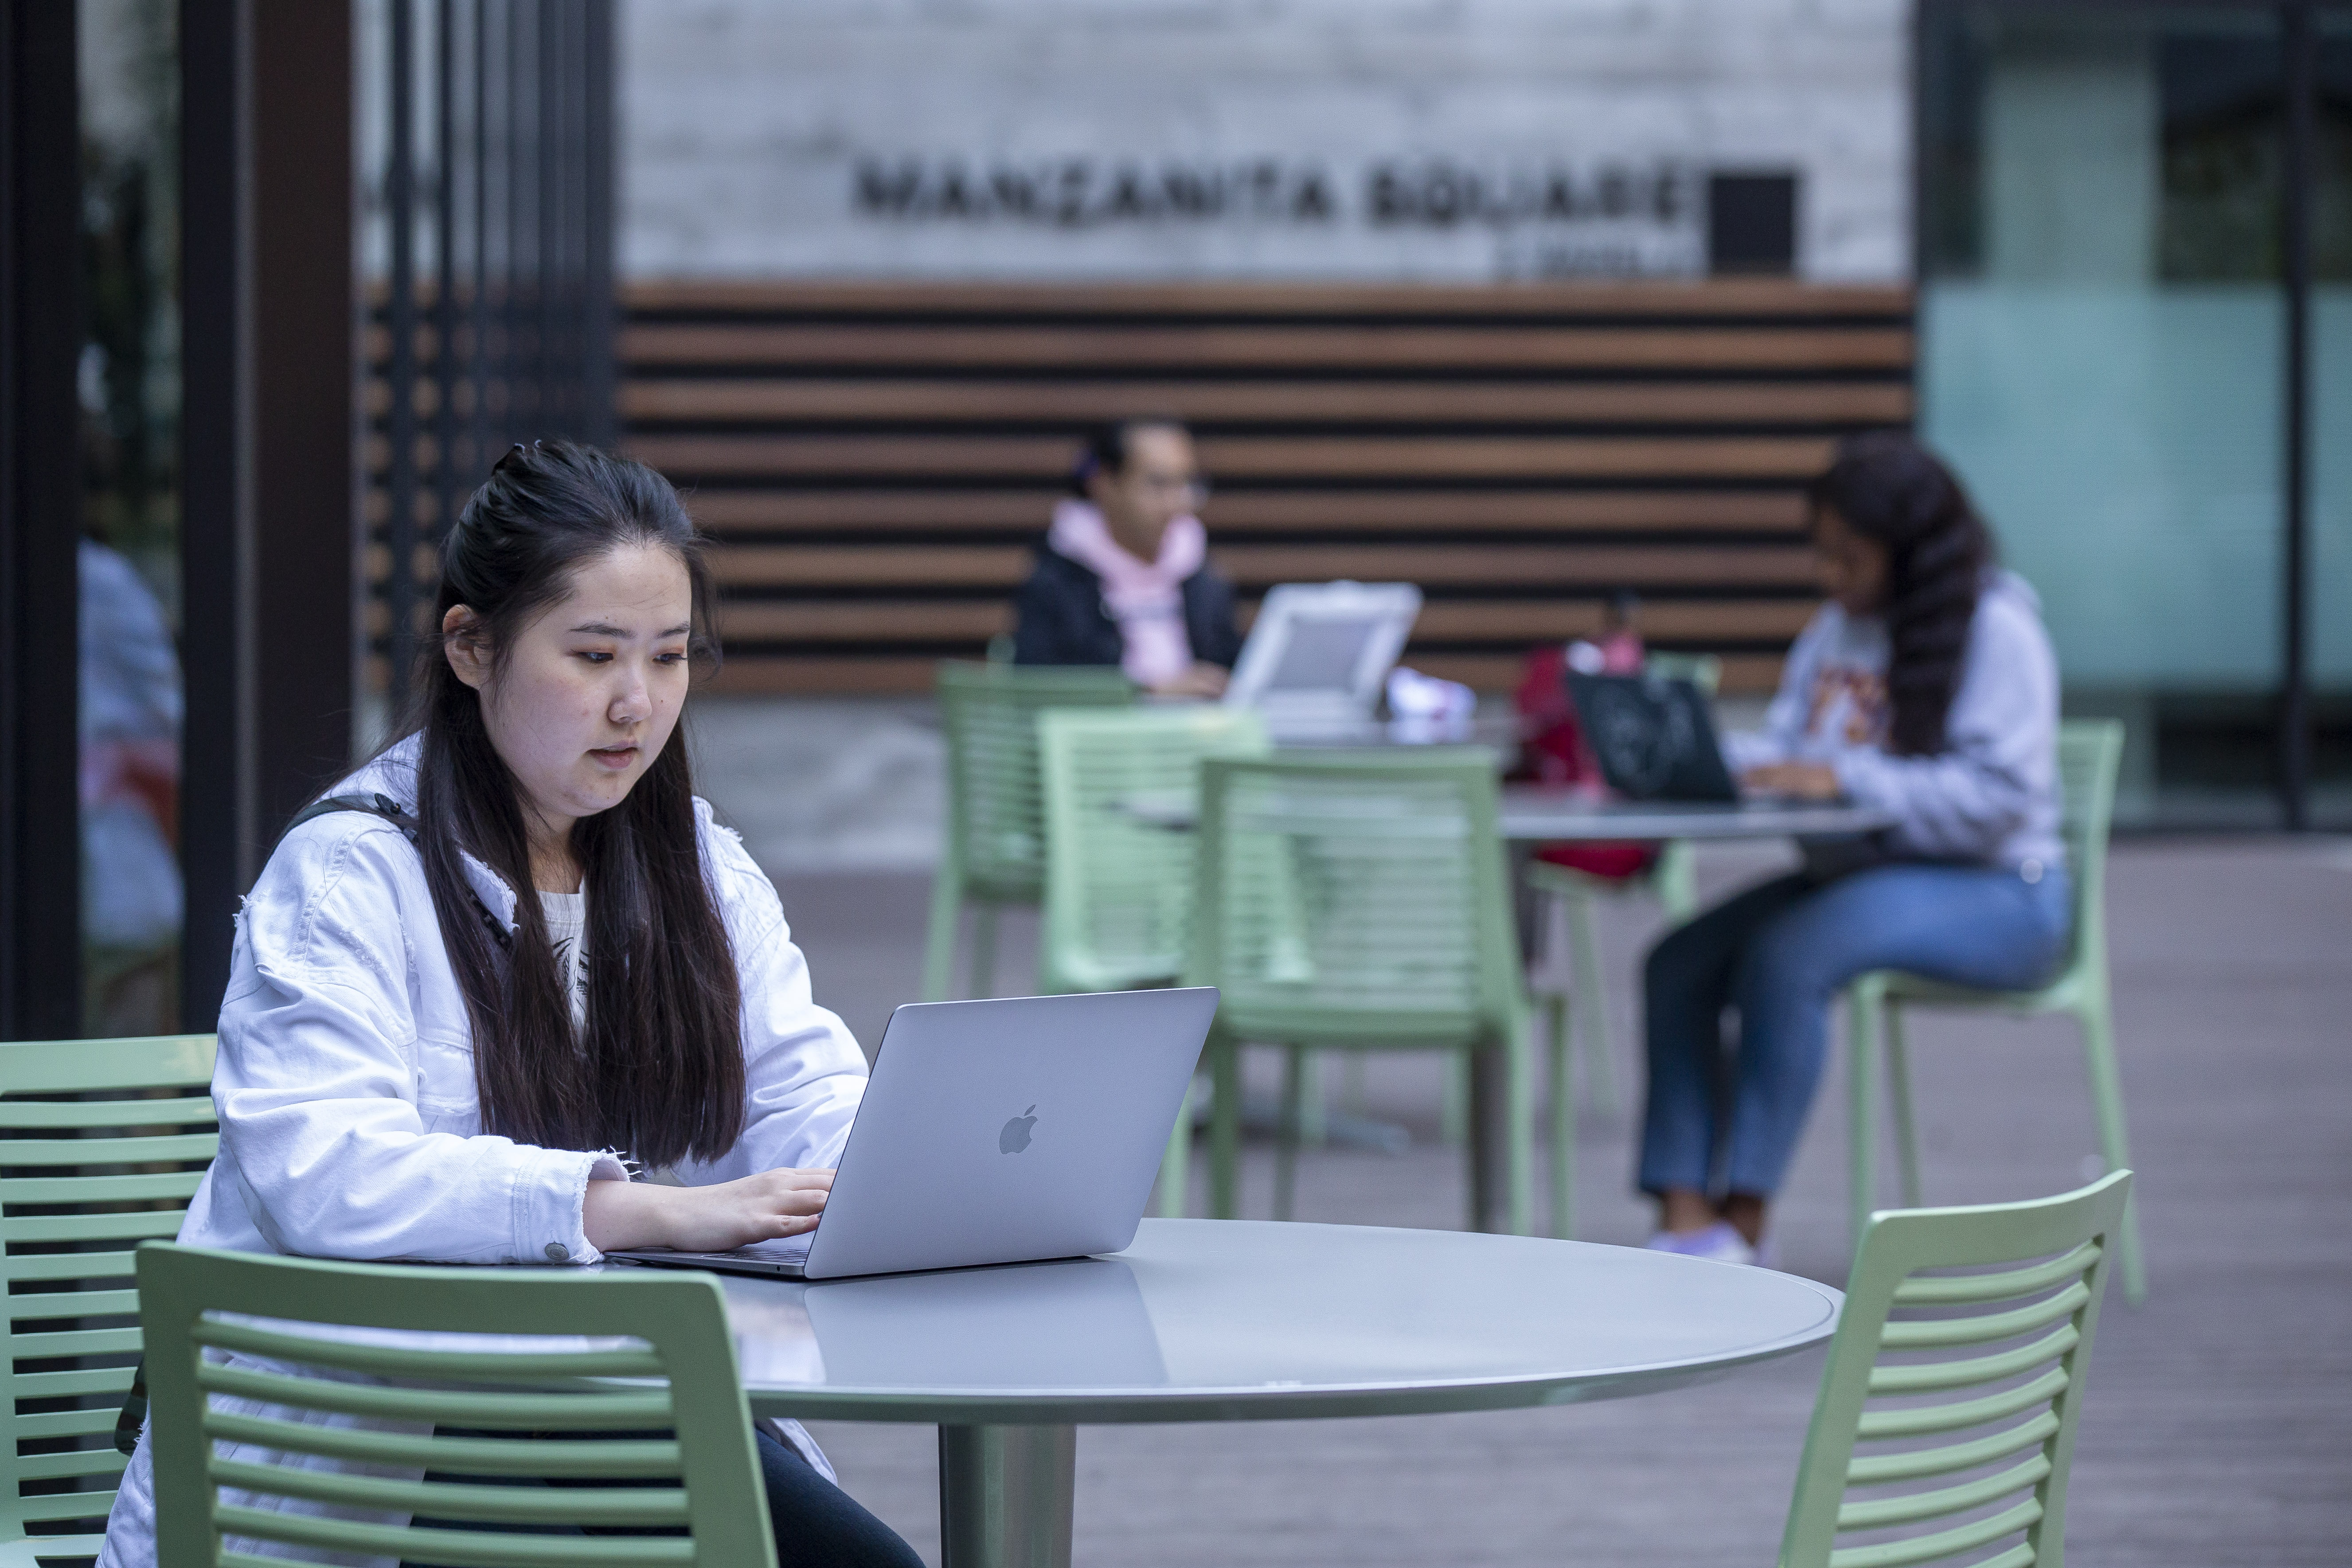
[1638,431,2072,1264]
[99,442,922,1568]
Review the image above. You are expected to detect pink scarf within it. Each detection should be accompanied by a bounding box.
[1047,499,1205,687]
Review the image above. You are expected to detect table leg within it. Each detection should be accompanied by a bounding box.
[1465,840,1542,1235]
[1467,1046,1509,1234]
[937,1423,1076,1568]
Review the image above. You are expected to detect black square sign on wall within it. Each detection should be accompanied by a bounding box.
[1707,171,1800,275]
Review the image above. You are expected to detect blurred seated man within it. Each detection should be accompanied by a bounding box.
[1012,418,1240,696]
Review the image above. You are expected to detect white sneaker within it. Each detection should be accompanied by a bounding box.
[1645,1220,1757,1266]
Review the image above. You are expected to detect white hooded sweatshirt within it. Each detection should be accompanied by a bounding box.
[97,736,868,1567]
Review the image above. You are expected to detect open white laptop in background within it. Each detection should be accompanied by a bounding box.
[1223,581,1422,742]
[608,987,1217,1281]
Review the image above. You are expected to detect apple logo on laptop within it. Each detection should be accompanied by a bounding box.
[999,1105,1038,1154]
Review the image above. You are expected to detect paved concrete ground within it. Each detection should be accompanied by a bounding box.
[745,835,2352,1567]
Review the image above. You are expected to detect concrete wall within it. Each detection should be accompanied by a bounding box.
[619,0,1910,283]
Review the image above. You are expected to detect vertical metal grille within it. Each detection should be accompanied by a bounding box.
[364,0,615,715]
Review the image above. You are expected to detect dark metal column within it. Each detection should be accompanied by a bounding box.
[0,0,86,1039]
[179,0,250,1036]
[2281,1,2316,831]
[179,0,354,1032]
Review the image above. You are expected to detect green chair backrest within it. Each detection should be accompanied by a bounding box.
[0,1033,217,1554]
[1039,705,1271,994]
[2051,720,2124,982]
[1643,650,1723,696]
[937,660,1133,899]
[1184,749,1523,1044]
[137,1242,779,1568]
[1779,1171,2133,1568]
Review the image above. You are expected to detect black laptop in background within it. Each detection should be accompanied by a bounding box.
[1564,672,1741,803]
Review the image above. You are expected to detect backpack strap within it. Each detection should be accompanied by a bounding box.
[282,792,514,953]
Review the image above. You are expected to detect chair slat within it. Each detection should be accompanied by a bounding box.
[1,1251,141,1284]
[1868,1325,2078,1395]
[1891,1244,2099,1306]
[1878,1283,2089,1349]
[10,1407,125,1441]
[4,1288,141,1323]
[211,1502,698,1568]
[0,1133,218,1167]
[200,1361,676,1430]
[7,1366,141,1401]
[1855,1367,2069,1441]
[12,1450,132,1483]
[0,1172,207,1208]
[209,1457,691,1528]
[1835,1453,2051,1531]
[0,1097,212,1130]
[1,1212,184,1244]
[1826,1496,2041,1568]
[195,1318,665,1381]
[1844,1410,2062,1486]
[202,1412,683,1479]
[6,1326,143,1358]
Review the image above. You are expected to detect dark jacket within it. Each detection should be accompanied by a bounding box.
[1010,545,1243,671]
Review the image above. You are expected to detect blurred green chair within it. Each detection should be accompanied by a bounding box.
[1845,720,2144,1306]
[1039,705,1271,1216]
[1184,750,1536,1233]
[922,659,1133,1001]
[0,1033,216,1566]
[1778,1170,2132,1568]
[1524,651,1722,1129]
[137,1242,778,1568]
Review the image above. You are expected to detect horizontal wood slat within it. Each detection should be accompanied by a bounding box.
[621,324,1913,374]
[452,279,1917,693]
[623,378,1913,426]
[629,433,1840,482]
[708,543,1817,592]
[680,488,1809,535]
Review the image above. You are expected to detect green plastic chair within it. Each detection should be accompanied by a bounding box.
[0,1033,217,1567]
[1524,651,1722,1130]
[1779,1170,2132,1568]
[922,660,1133,1001]
[137,1242,779,1568]
[1038,706,1272,1218]
[1037,705,1272,996]
[1845,720,2144,1305]
[1183,749,1536,1233]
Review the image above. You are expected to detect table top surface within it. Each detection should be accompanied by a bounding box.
[1497,791,1899,842]
[1122,787,1896,844]
[709,1220,1841,1424]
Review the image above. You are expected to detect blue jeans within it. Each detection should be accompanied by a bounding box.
[1639,862,2071,1200]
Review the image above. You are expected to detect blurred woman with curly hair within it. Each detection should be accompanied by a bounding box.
[1638,431,2071,1265]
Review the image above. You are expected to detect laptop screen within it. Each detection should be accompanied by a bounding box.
[1263,616,1384,693]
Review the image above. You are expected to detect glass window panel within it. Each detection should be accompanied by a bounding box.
[79,0,184,1034]
[1920,5,2286,827]
[2314,17,2352,826]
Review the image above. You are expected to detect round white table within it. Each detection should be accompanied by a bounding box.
[716,1219,1842,1568]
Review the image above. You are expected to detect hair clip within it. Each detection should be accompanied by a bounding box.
[492,439,539,476]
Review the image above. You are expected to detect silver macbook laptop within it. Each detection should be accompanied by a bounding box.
[608,987,1217,1281]
[1224,581,1421,742]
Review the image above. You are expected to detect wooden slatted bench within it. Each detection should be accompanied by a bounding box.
[615,279,1913,694]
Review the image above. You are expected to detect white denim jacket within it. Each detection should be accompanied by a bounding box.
[98,736,869,1567]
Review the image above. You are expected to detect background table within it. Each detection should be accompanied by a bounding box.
[716,1219,1841,1568]
[1463,791,1903,1231]
[1498,790,1898,843]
